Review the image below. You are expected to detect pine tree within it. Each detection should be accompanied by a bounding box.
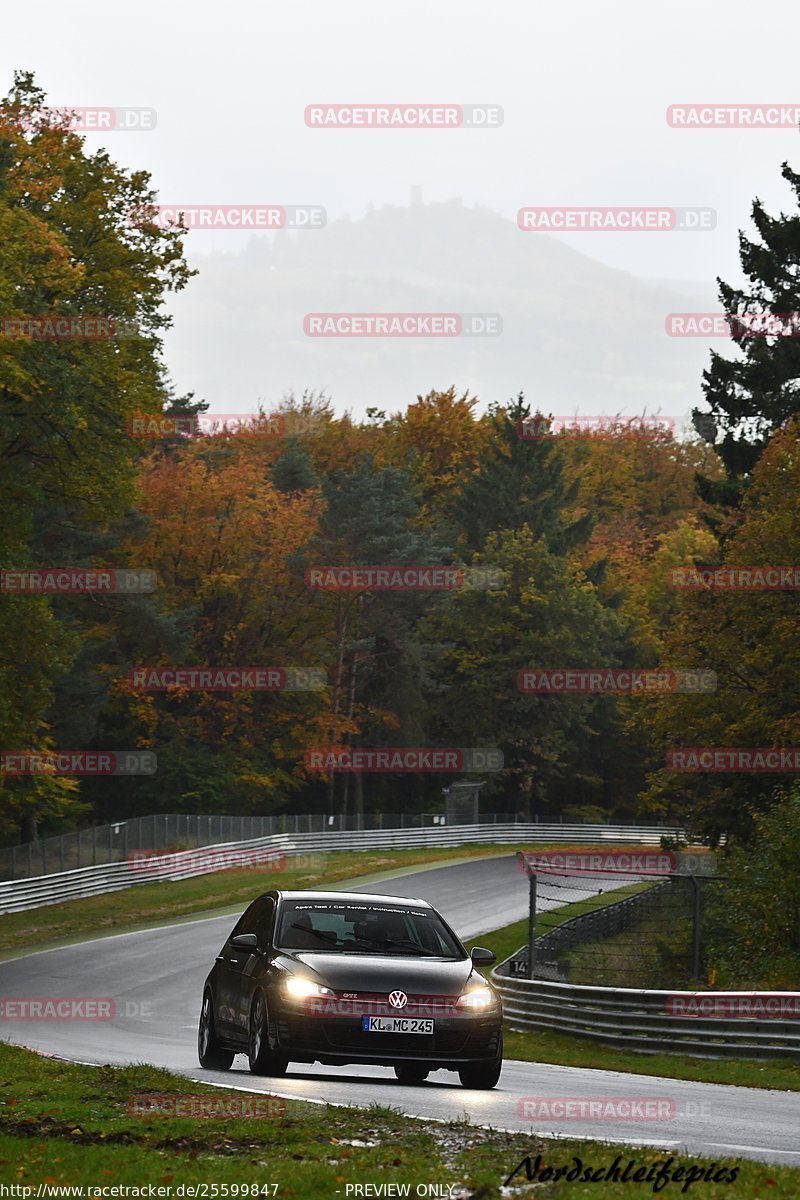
[455,394,593,554]
[694,158,800,509]
[270,437,319,493]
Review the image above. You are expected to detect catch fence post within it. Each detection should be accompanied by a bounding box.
[691,875,702,982]
[527,870,537,980]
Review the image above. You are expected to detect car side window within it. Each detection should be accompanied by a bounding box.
[230,897,270,942]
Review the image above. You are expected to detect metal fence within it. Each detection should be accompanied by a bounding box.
[0,821,683,914]
[506,873,722,988]
[532,879,674,961]
[504,880,673,982]
[0,812,675,882]
[492,877,800,1060]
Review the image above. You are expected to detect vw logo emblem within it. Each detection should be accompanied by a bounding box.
[389,990,408,1009]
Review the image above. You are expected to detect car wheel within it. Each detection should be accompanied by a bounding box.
[458,1033,503,1089]
[198,991,234,1070]
[248,991,288,1076]
[394,1065,429,1085]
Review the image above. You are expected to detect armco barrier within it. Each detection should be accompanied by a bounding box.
[0,822,682,915]
[490,971,800,1060]
[0,812,676,880]
[0,811,458,881]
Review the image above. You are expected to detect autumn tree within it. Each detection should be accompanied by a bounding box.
[302,454,452,817]
[97,443,326,816]
[377,387,490,520]
[640,418,800,841]
[0,72,192,839]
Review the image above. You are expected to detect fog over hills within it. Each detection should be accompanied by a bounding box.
[164,198,719,425]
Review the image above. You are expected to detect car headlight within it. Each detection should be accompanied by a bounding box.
[284,976,335,1000]
[456,984,496,1010]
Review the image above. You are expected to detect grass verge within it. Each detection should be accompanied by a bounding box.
[0,1042,796,1197]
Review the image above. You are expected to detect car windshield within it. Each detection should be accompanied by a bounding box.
[275,900,465,958]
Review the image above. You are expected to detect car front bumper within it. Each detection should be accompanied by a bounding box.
[272,1002,502,1068]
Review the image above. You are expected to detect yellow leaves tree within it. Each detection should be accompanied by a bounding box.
[377,387,490,518]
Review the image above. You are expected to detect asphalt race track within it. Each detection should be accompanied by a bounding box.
[1,855,798,1166]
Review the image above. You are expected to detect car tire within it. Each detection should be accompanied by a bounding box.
[394,1065,429,1085]
[458,1033,503,1089]
[248,991,289,1076]
[198,991,234,1070]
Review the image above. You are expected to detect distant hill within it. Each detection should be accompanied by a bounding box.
[164,199,719,424]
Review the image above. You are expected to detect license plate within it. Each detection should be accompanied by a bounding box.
[361,1016,434,1034]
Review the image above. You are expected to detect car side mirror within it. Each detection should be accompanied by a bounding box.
[231,933,258,950]
[470,946,496,965]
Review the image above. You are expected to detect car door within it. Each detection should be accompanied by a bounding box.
[231,895,276,1037]
[214,899,264,1043]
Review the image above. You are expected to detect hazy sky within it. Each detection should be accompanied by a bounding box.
[4,0,800,418]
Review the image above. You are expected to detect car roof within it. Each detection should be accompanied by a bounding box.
[271,889,431,908]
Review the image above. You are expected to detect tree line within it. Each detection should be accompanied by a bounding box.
[2,72,799,852]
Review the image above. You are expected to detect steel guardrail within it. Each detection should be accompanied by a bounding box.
[490,970,800,1060]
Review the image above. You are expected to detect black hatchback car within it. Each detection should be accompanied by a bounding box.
[198,889,503,1088]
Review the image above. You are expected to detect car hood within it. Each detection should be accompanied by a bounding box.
[275,951,480,995]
